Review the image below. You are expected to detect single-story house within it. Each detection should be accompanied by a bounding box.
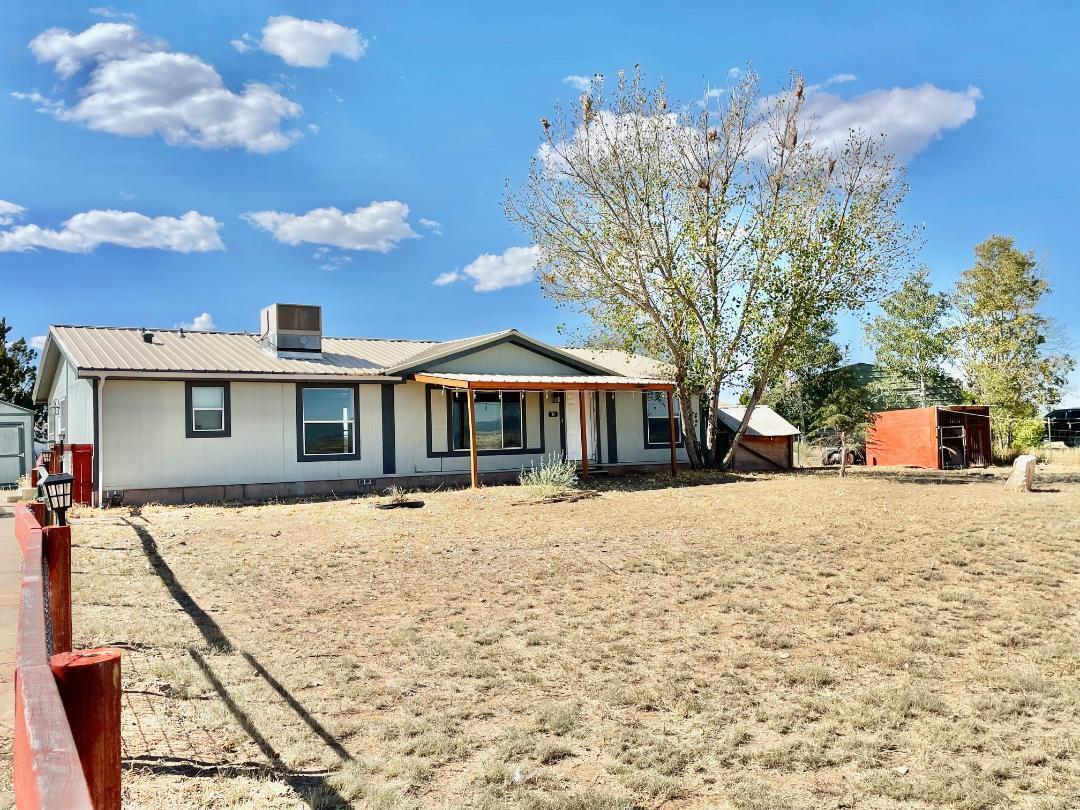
[0,400,35,488]
[866,405,992,469]
[34,303,705,505]
[713,405,800,470]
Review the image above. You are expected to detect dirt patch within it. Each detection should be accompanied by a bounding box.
[65,468,1080,808]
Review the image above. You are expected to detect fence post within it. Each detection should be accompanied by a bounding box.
[28,501,45,527]
[42,525,73,654]
[50,648,122,810]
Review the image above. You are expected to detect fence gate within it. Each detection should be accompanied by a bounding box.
[938,425,966,470]
[0,422,26,487]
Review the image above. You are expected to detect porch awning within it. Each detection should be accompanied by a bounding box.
[412,372,673,391]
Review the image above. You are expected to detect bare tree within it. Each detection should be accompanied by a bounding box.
[507,67,913,468]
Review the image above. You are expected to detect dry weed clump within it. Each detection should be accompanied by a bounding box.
[42,466,1080,808]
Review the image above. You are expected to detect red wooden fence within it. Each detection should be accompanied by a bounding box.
[11,504,94,809]
[13,503,121,808]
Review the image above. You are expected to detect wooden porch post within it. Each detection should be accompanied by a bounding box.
[467,389,479,489]
[666,389,677,478]
[578,389,589,481]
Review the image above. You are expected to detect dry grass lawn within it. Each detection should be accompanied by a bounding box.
[58,467,1080,808]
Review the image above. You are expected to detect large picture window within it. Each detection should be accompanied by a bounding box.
[297,385,359,460]
[643,391,682,447]
[185,382,230,438]
[451,391,523,451]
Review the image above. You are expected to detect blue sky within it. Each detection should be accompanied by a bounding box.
[2,2,1077,399]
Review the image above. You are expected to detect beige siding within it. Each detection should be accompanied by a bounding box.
[102,380,383,490]
[428,386,448,452]
[610,391,691,465]
[430,342,585,375]
[46,358,94,444]
[525,391,542,448]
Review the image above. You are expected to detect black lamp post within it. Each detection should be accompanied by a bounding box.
[41,472,74,526]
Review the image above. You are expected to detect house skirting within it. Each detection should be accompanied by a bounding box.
[107,462,684,506]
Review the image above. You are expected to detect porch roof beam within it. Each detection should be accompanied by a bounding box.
[412,373,674,392]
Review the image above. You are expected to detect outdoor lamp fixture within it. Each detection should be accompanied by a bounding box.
[41,472,74,526]
[39,449,53,466]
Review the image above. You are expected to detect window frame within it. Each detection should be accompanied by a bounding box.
[185,382,231,439]
[295,383,361,462]
[642,391,683,449]
[450,390,524,452]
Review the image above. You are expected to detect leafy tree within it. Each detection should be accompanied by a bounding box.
[760,313,844,439]
[814,367,876,476]
[1012,418,1046,451]
[508,67,913,468]
[865,268,955,408]
[0,318,37,407]
[954,236,1074,451]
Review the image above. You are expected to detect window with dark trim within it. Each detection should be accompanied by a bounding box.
[297,385,360,461]
[185,382,231,438]
[450,391,523,451]
[643,391,682,447]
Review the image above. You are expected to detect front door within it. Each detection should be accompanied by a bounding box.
[563,391,597,462]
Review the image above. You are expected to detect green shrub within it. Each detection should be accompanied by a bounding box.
[1011,418,1046,450]
[519,453,578,491]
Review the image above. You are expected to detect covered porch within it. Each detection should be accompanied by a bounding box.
[412,373,678,488]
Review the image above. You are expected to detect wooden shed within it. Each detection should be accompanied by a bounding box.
[0,400,35,488]
[866,405,991,470]
[715,405,800,470]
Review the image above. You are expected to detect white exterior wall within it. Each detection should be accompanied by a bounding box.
[45,358,94,444]
[101,379,384,490]
[609,391,692,465]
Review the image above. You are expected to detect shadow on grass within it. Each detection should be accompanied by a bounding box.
[121,517,354,807]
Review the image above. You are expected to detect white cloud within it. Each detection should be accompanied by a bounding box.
[796,83,981,161]
[29,22,163,78]
[824,73,856,86]
[0,208,224,254]
[727,66,741,79]
[20,23,303,153]
[177,312,216,331]
[563,74,592,93]
[242,201,418,252]
[230,33,257,54]
[89,7,137,22]
[0,200,27,226]
[419,218,443,235]
[258,16,366,68]
[438,246,541,292]
[30,335,47,351]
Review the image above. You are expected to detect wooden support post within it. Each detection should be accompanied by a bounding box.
[578,390,589,481]
[467,389,479,489]
[28,501,45,527]
[42,525,73,655]
[667,390,677,478]
[50,648,122,810]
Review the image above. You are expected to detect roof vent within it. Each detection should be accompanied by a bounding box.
[260,304,322,358]
[141,331,155,344]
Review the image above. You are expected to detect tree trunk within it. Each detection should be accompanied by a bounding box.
[838,430,848,477]
[675,381,703,468]
[721,376,767,469]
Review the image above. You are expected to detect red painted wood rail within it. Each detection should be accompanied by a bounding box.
[11,504,93,810]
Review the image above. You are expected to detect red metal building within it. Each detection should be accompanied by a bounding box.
[866,405,991,469]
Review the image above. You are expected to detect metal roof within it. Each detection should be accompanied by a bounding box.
[35,325,672,401]
[48,326,437,377]
[716,405,801,437]
[561,348,672,380]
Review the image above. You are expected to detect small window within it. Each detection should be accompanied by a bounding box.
[298,386,359,460]
[644,391,682,447]
[185,383,230,438]
[450,391,523,451]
